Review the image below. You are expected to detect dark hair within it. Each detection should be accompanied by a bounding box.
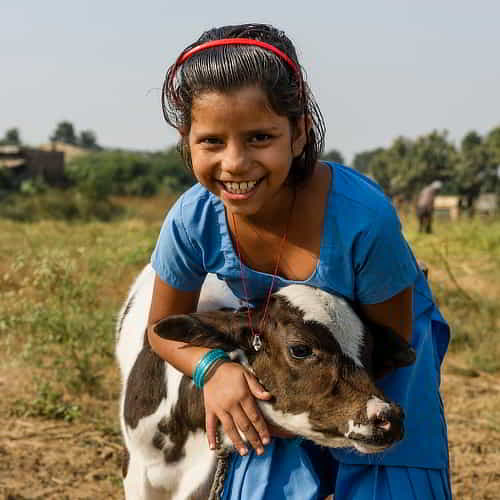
[162,23,325,185]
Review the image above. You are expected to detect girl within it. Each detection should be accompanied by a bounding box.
[147,23,452,499]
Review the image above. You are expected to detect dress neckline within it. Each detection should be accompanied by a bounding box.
[216,162,335,285]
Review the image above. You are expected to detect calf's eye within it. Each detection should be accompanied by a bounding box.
[288,345,313,359]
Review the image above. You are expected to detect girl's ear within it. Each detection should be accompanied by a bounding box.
[291,115,312,158]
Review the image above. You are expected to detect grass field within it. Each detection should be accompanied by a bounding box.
[0,196,499,499]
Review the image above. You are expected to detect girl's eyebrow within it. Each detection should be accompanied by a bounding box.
[245,125,282,133]
[193,125,282,135]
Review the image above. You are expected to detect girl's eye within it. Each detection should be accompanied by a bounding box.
[250,133,272,143]
[288,345,313,360]
[200,137,222,145]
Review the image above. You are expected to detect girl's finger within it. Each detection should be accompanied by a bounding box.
[232,404,264,455]
[244,372,272,400]
[205,411,218,450]
[218,411,248,457]
[240,396,271,446]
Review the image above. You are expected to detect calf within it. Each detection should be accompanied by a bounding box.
[116,265,415,500]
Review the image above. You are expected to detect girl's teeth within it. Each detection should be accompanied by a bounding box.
[224,180,257,193]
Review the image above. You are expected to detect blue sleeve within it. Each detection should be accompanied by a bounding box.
[150,196,206,291]
[353,205,418,304]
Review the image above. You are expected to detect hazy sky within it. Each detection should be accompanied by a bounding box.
[2,0,499,163]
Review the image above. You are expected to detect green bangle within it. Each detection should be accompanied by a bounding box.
[193,349,230,389]
[203,358,228,386]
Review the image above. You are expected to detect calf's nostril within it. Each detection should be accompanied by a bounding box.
[377,420,391,431]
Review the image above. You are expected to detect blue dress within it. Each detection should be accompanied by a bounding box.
[151,162,452,499]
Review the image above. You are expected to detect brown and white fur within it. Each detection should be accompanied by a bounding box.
[116,264,415,499]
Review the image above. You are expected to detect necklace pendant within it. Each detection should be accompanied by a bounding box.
[252,333,262,352]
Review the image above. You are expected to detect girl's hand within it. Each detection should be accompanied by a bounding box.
[203,362,272,456]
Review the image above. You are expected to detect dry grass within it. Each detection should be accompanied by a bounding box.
[443,361,500,499]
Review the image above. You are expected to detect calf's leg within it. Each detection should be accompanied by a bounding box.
[123,452,166,500]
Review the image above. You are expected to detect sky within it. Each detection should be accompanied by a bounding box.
[1,0,500,164]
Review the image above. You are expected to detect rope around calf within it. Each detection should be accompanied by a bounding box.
[208,431,230,500]
[208,452,230,500]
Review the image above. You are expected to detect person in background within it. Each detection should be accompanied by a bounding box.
[416,180,443,233]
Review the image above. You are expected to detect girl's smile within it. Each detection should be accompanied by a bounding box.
[187,86,307,223]
[219,179,260,195]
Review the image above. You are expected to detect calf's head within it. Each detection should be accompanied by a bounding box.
[154,285,415,454]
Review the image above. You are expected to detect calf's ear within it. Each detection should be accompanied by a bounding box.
[153,311,254,353]
[366,320,416,378]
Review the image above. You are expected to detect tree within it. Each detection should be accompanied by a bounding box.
[0,128,21,145]
[379,137,414,197]
[322,149,345,165]
[79,129,99,150]
[485,126,500,195]
[461,130,482,153]
[50,121,77,145]
[455,131,497,212]
[356,132,457,199]
[366,149,392,193]
[485,126,500,165]
[403,130,457,195]
[362,137,416,197]
[352,148,384,174]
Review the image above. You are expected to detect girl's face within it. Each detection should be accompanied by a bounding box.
[187,86,306,220]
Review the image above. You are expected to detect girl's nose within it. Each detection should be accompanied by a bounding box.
[221,142,249,174]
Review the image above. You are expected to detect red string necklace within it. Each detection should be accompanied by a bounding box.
[231,190,296,351]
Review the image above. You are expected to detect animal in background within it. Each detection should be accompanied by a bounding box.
[416,180,443,233]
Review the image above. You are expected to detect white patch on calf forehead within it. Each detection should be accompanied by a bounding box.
[276,285,365,367]
[345,419,373,438]
[366,396,391,419]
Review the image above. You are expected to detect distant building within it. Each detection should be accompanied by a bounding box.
[473,193,498,215]
[434,195,461,220]
[38,141,88,162]
[0,145,65,186]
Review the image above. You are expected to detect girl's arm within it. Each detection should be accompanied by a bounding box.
[147,273,204,374]
[358,286,413,343]
[147,274,271,456]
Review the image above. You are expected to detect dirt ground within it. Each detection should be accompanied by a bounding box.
[0,355,499,499]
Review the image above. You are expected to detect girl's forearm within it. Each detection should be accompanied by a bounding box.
[147,324,211,376]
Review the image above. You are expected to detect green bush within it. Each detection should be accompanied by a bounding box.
[66,148,194,199]
[0,190,124,222]
[0,167,17,193]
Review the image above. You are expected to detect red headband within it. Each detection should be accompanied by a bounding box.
[174,38,300,78]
